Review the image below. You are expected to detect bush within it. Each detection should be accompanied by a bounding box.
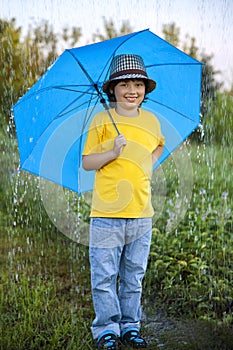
[204,91,233,145]
[1,120,233,349]
[144,143,233,321]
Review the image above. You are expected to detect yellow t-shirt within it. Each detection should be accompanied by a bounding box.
[82,108,165,218]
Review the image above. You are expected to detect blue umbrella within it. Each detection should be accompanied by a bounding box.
[12,29,202,194]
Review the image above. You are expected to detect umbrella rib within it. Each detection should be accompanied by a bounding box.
[55,89,99,119]
[13,28,202,194]
[66,50,96,85]
[54,86,99,117]
[66,50,120,135]
[98,29,148,84]
[81,93,100,132]
[77,95,102,193]
[146,62,202,68]
[53,85,98,94]
[149,98,199,124]
[19,94,100,173]
[13,85,97,108]
[56,97,99,119]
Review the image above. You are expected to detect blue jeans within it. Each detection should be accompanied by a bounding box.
[89,217,152,339]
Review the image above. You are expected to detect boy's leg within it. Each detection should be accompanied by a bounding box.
[118,218,152,331]
[89,218,125,340]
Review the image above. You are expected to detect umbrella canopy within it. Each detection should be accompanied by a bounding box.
[12,29,202,194]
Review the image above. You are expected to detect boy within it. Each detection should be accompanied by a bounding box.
[82,54,165,349]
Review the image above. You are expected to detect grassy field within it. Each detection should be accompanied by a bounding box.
[1,130,233,349]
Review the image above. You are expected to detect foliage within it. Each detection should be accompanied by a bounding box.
[1,17,228,137]
[92,16,133,42]
[203,91,233,144]
[162,22,223,143]
[144,143,233,322]
[1,17,233,348]
[0,19,26,127]
[0,18,82,130]
[1,131,233,347]
[0,229,94,349]
[162,22,222,100]
[162,23,181,48]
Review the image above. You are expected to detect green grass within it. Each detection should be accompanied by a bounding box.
[0,224,94,349]
[145,143,233,318]
[1,129,233,349]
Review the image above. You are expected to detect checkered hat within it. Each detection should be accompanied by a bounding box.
[102,54,156,93]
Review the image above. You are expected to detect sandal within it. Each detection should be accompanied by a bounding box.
[121,327,147,348]
[97,330,120,349]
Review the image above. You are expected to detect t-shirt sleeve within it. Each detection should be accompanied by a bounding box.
[82,115,104,156]
[158,125,165,146]
[153,116,165,147]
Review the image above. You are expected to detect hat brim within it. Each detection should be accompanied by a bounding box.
[102,74,156,94]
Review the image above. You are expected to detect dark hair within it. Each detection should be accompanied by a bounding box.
[105,78,149,108]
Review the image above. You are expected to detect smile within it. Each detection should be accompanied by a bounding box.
[126,97,137,103]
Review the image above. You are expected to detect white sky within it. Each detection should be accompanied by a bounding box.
[1,0,233,89]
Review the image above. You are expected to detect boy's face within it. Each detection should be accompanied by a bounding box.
[111,79,146,111]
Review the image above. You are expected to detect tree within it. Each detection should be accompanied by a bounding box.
[0,19,26,127]
[92,17,133,42]
[162,22,180,48]
[162,23,222,141]
[181,32,222,113]
[23,21,82,84]
[1,17,226,144]
[0,18,82,130]
[204,91,233,145]
[162,23,221,96]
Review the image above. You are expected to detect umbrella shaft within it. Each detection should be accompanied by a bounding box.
[94,84,120,135]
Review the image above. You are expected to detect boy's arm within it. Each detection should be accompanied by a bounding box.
[152,145,164,166]
[82,134,126,171]
[82,150,117,171]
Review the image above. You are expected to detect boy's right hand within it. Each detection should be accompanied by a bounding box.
[113,134,126,157]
